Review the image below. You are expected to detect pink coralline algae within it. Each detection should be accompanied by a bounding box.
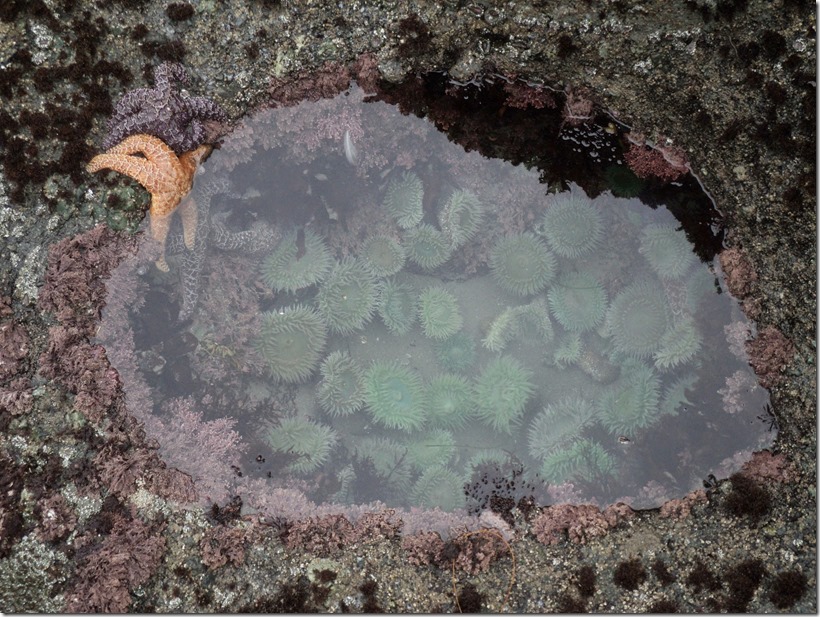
[719,370,761,415]
[718,244,761,317]
[623,133,689,183]
[745,325,795,389]
[200,525,248,570]
[39,327,121,424]
[65,514,166,613]
[39,225,138,333]
[659,489,708,520]
[402,528,511,575]
[531,502,635,546]
[141,397,246,504]
[282,510,402,557]
[739,450,795,483]
[0,299,29,382]
[35,493,78,542]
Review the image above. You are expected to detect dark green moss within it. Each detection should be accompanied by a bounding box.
[166,2,194,21]
[651,558,676,586]
[648,598,678,612]
[768,570,808,609]
[613,558,647,591]
[685,560,722,593]
[576,565,596,598]
[556,593,586,612]
[721,558,765,612]
[723,473,771,521]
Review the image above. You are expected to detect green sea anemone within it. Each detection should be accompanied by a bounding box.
[256,305,328,383]
[316,350,365,417]
[432,331,476,373]
[654,317,702,371]
[362,360,428,432]
[606,280,670,358]
[483,299,553,352]
[377,278,417,335]
[351,436,412,491]
[474,355,535,434]
[260,229,331,293]
[547,271,608,333]
[540,438,614,485]
[603,164,645,198]
[598,361,661,438]
[639,223,697,279]
[412,465,464,511]
[489,232,556,296]
[315,258,378,334]
[418,286,463,340]
[438,189,485,247]
[540,187,604,259]
[405,224,453,270]
[553,332,582,367]
[405,429,456,471]
[360,234,406,277]
[264,417,337,474]
[527,396,599,462]
[383,170,424,229]
[426,373,474,429]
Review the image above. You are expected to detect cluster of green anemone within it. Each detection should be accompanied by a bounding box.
[250,173,717,506]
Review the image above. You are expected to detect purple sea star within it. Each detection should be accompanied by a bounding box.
[102,62,228,155]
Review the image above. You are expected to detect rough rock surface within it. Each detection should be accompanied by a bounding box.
[0,0,814,612]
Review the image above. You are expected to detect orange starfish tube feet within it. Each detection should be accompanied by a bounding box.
[86,134,212,270]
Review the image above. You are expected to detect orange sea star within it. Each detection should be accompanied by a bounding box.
[86,133,212,271]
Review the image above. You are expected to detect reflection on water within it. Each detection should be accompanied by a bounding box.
[97,81,773,520]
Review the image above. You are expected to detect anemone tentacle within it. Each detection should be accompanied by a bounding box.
[255,305,327,383]
[418,286,463,340]
[316,258,378,334]
[383,170,424,228]
[260,229,331,293]
[489,232,556,296]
